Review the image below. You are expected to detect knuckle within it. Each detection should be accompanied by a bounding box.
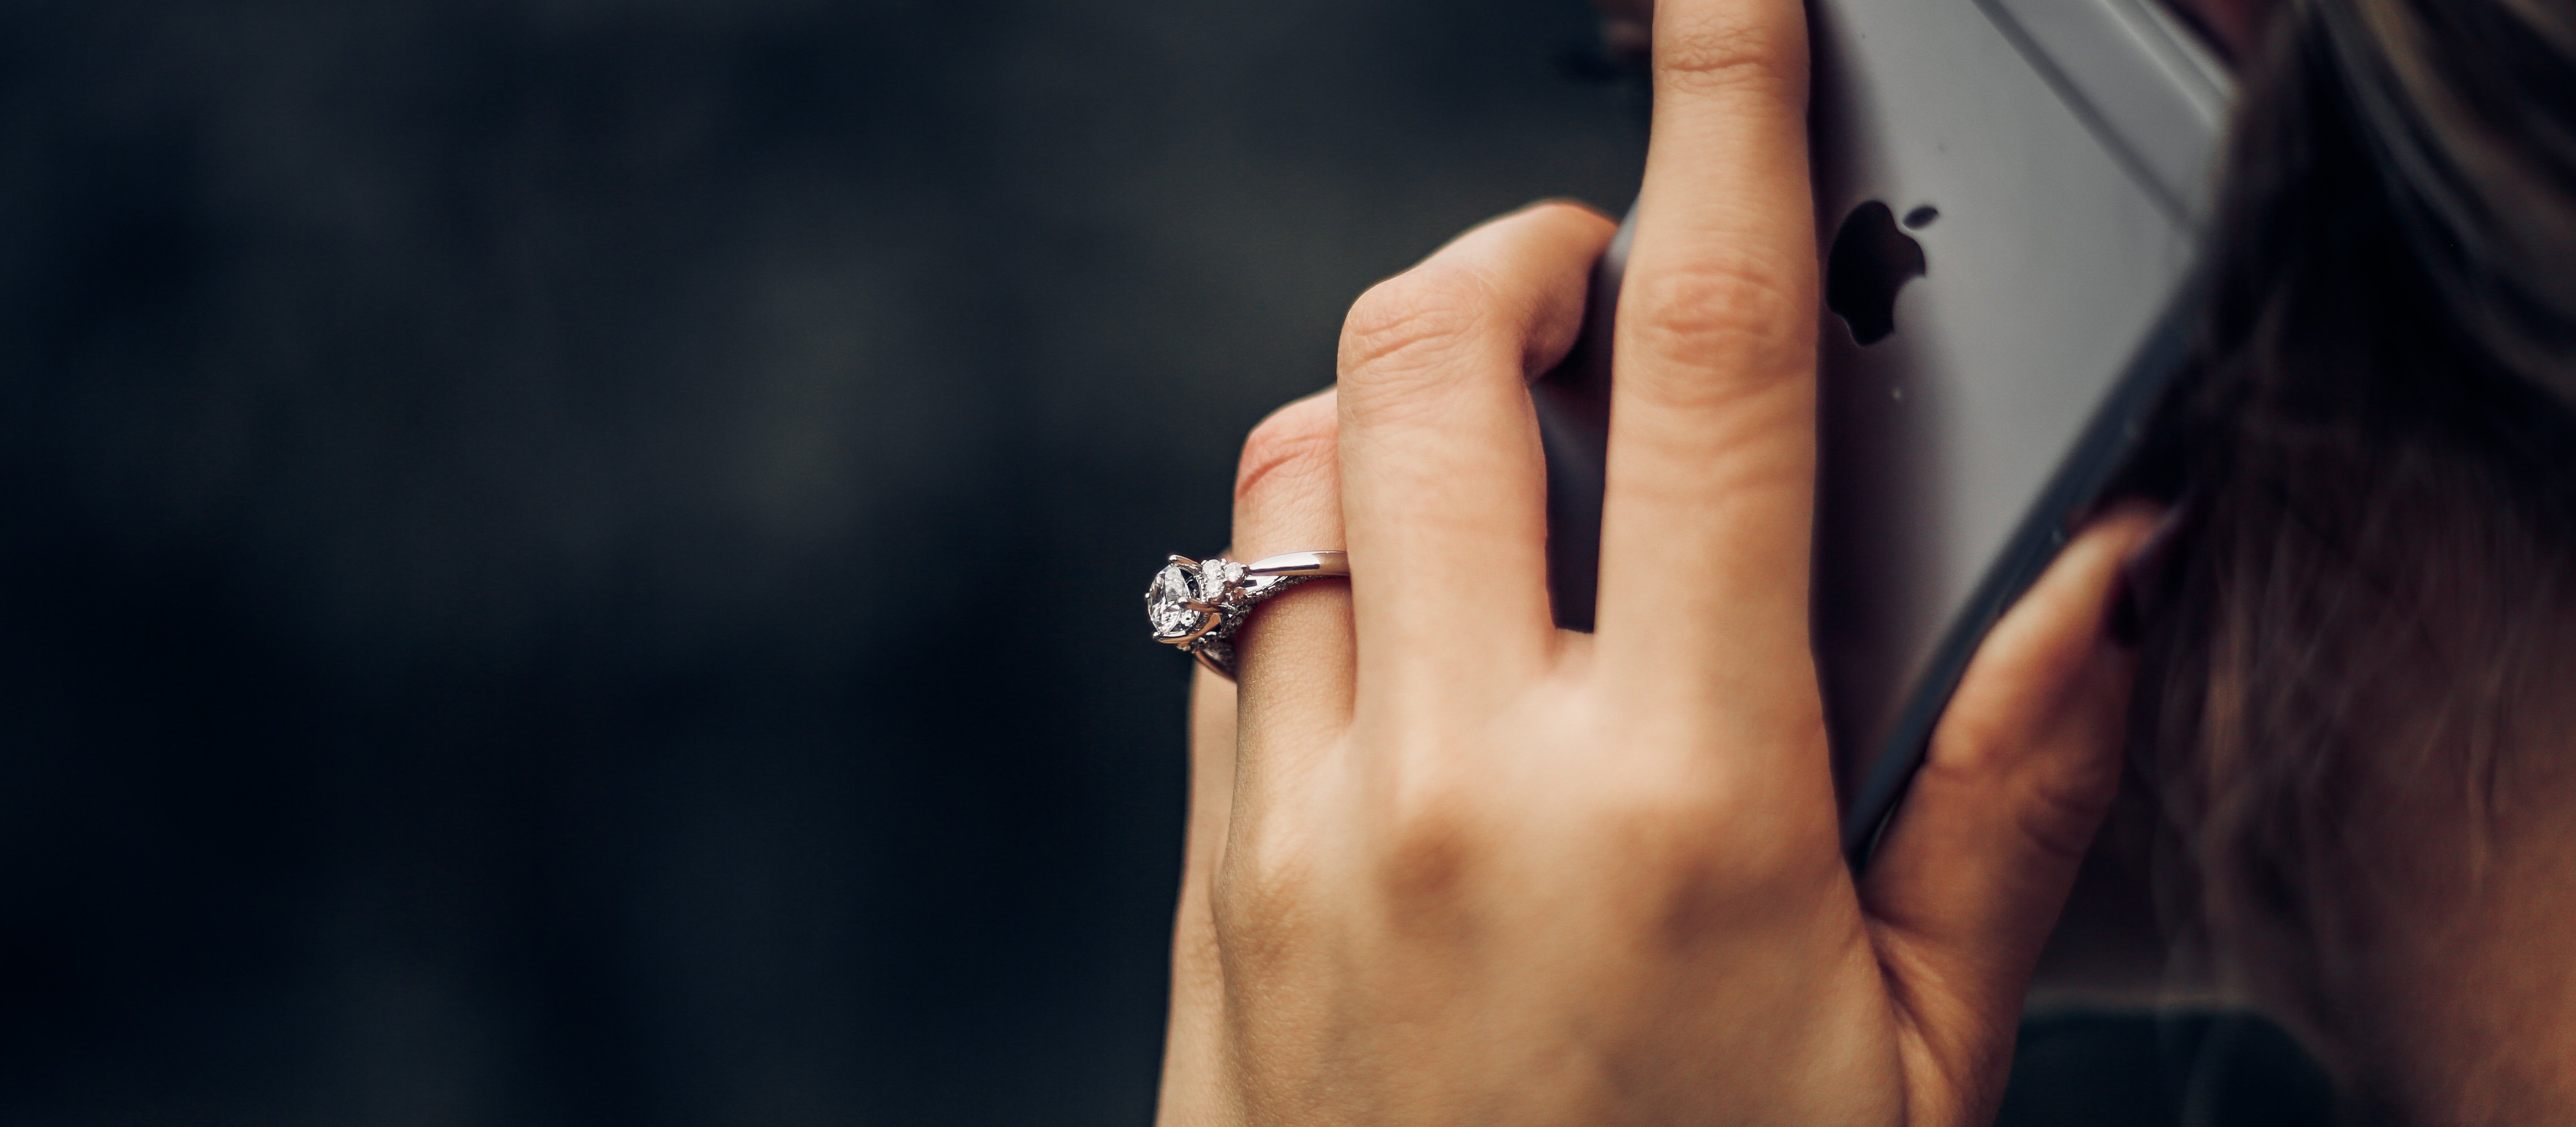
[1335,264,1499,410]
[1916,717,2017,793]
[1617,258,1809,409]
[2009,769,2117,867]
[1653,17,1799,99]
[1234,395,1337,506]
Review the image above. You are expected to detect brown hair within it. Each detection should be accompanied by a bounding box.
[2121,0,2576,1100]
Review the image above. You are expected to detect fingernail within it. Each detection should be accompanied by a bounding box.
[2108,575,2148,647]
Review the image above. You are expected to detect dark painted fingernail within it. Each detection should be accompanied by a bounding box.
[2109,572,2148,647]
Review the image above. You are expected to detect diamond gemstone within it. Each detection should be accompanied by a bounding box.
[1147,562,1209,639]
[1201,559,1243,603]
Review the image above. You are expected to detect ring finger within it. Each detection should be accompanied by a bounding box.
[1228,389,1358,782]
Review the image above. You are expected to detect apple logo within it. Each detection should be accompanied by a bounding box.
[1825,201,1933,346]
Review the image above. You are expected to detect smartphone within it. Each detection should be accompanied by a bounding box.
[1533,0,2231,865]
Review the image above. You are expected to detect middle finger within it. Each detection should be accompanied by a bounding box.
[1596,0,1822,717]
[1335,202,1615,705]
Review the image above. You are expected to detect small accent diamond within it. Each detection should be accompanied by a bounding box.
[1201,559,1245,606]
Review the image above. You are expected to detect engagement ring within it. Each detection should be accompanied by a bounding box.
[1145,550,1349,680]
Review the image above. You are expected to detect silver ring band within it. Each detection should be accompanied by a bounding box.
[1144,551,1349,680]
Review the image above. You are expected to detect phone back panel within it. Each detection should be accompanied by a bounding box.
[1810,0,2217,838]
[1534,0,2226,860]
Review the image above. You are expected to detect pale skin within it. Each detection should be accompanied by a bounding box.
[1151,0,2164,1120]
[1153,0,2576,1118]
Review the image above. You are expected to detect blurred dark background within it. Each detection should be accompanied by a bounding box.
[0,0,1646,1121]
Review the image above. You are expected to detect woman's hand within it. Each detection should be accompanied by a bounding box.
[1156,0,2162,1120]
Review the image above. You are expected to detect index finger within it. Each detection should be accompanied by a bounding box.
[1594,0,1820,721]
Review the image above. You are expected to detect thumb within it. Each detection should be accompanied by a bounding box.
[1858,503,2165,1109]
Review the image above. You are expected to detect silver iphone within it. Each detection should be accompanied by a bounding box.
[1533,0,2231,863]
